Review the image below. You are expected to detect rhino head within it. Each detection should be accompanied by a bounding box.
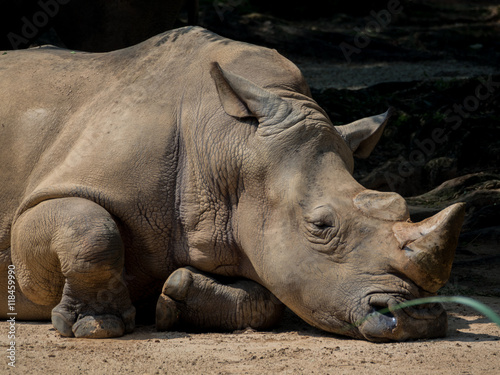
[210,63,465,342]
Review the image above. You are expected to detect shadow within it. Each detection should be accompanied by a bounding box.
[448,311,499,327]
[444,325,500,343]
[16,305,499,343]
[271,303,500,342]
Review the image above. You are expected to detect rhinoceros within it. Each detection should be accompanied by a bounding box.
[0,26,465,342]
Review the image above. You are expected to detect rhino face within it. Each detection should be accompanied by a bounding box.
[211,63,465,342]
[253,155,464,342]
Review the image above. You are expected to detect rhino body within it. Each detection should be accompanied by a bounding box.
[0,27,464,341]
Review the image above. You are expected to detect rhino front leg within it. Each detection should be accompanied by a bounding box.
[11,197,135,338]
[156,267,284,332]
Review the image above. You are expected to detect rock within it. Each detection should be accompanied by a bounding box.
[406,173,500,233]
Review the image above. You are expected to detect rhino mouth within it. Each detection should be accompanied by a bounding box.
[357,294,447,342]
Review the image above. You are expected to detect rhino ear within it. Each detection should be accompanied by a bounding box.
[210,62,253,118]
[210,62,300,134]
[335,108,393,158]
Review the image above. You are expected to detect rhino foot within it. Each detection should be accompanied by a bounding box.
[72,315,125,339]
[156,294,180,331]
[52,298,136,339]
[156,267,284,332]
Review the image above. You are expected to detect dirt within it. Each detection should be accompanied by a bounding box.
[3,0,500,373]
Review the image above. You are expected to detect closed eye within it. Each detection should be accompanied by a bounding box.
[312,221,332,231]
[304,205,340,246]
[306,220,339,245]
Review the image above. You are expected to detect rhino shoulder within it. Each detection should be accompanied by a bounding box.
[146,26,312,97]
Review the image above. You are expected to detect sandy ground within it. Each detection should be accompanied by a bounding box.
[2,296,499,374]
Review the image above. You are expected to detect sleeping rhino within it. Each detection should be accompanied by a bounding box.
[0,26,465,342]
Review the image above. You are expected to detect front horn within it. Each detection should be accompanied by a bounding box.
[392,203,466,293]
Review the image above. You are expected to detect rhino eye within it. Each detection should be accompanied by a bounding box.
[311,221,333,231]
[309,223,334,240]
[305,209,339,245]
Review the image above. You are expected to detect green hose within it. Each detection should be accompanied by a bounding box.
[378,296,500,327]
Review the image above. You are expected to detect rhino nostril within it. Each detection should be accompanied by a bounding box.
[362,307,398,337]
[369,302,397,323]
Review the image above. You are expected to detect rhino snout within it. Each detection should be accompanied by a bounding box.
[358,295,448,342]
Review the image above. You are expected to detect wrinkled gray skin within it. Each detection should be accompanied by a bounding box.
[0,27,465,341]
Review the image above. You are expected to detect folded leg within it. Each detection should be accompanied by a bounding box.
[11,197,135,338]
[156,267,283,331]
